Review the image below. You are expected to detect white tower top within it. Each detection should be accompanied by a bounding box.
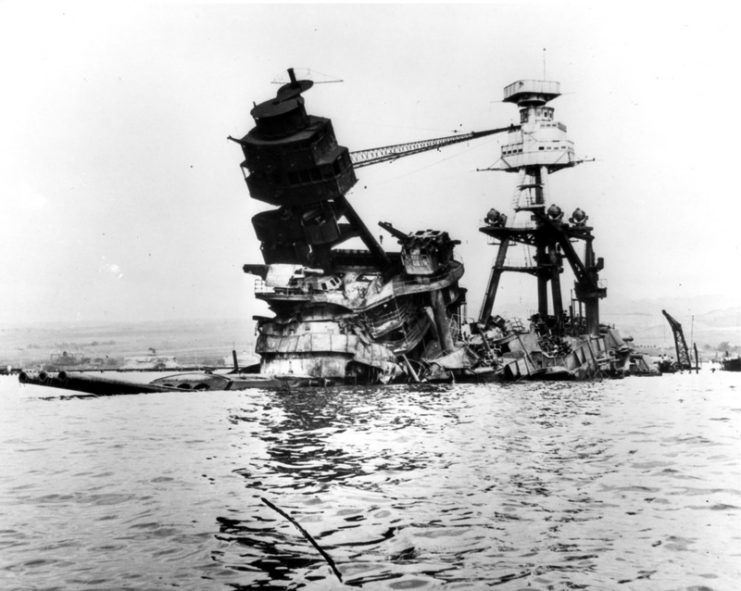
[503,80,561,104]
[491,79,576,173]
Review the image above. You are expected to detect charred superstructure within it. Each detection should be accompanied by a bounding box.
[233,70,471,384]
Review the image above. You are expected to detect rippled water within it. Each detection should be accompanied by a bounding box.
[1,371,740,590]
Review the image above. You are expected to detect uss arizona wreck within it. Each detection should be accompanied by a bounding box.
[19,69,657,394]
[232,70,644,384]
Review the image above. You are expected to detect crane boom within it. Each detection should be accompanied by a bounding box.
[662,309,692,370]
[350,126,518,169]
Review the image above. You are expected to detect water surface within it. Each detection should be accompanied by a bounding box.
[1,372,740,589]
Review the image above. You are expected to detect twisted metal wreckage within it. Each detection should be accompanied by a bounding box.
[21,69,659,394]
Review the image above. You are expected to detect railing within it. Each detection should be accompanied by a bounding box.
[253,278,274,295]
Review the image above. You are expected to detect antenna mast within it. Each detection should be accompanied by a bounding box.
[542,48,547,79]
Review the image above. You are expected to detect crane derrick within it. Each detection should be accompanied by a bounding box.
[662,309,693,370]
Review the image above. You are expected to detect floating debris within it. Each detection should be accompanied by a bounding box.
[260,496,344,584]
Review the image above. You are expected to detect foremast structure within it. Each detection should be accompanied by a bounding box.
[232,69,510,384]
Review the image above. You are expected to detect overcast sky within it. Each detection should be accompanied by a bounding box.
[1,2,739,326]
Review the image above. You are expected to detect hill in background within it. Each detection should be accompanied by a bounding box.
[0,318,255,368]
[2,298,738,369]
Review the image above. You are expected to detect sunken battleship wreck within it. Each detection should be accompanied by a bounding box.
[230,70,640,385]
[20,69,651,394]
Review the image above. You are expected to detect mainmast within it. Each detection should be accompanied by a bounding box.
[478,79,605,335]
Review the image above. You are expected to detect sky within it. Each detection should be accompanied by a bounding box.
[1,2,739,327]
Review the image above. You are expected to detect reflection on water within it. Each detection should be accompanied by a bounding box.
[1,374,740,590]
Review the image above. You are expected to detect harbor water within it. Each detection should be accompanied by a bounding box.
[1,372,740,590]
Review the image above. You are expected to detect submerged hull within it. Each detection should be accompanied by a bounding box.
[18,371,282,395]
